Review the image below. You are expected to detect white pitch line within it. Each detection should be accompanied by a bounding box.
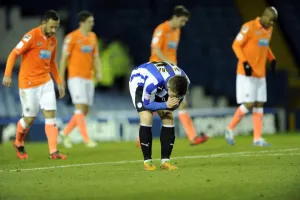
[1,148,299,173]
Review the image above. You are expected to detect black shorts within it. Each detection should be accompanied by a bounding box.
[134,86,169,112]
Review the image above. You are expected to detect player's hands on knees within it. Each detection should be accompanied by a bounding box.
[57,84,65,99]
[2,76,12,87]
[243,62,252,76]
[166,97,180,109]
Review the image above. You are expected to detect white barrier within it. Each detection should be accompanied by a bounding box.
[2,107,285,143]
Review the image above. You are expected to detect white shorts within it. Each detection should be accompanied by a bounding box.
[236,74,267,104]
[129,80,144,109]
[19,80,56,117]
[68,77,94,106]
[129,81,137,107]
[129,80,152,112]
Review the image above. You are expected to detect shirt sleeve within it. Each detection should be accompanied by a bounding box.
[267,47,276,61]
[142,78,168,111]
[151,25,165,49]
[62,34,75,55]
[232,23,251,62]
[14,32,34,55]
[93,33,99,57]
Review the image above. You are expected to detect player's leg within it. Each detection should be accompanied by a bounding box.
[226,75,255,145]
[73,104,90,143]
[252,77,269,146]
[40,80,66,159]
[139,110,155,170]
[14,88,39,159]
[157,110,178,170]
[129,81,156,170]
[83,78,97,147]
[178,99,209,145]
[59,78,79,148]
[62,78,94,148]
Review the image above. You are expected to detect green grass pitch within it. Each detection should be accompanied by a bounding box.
[0,134,299,200]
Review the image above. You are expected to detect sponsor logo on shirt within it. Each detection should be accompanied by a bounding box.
[39,50,52,59]
[80,45,93,53]
[258,39,269,46]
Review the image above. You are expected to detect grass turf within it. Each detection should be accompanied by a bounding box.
[0,134,299,200]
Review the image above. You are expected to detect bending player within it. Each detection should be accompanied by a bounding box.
[59,11,101,148]
[225,7,278,146]
[129,61,190,171]
[2,10,66,159]
[148,5,208,145]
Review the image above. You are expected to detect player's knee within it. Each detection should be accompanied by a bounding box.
[75,104,89,115]
[254,102,264,107]
[139,111,153,126]
[159,111,174,125]
[43,110,56,118]
[83,107,89,116]
[243,103,255,110]
[23,117,35,126]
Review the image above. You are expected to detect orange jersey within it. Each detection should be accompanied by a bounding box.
[233,17,276,77]
[63,29,99,80]
[13,27,58,89]
[149,21,180,64]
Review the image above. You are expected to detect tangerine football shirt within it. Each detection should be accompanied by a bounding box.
[150,21,180,65]
[233,17,275,77]
[63,29,99,80]
[13,26,59,88]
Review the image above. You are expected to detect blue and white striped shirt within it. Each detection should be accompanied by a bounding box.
[130,61,190,111]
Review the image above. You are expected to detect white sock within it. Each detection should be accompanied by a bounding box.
[20,118,28,129]
[161,159,170,164]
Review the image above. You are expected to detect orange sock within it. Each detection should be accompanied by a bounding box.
[15,118,29,146]
[45,118,58,154]
[64,115,77,136]
[228,104,249,130]
[178,111,197,141]
[253,107,263,141]
[74,111,90,143]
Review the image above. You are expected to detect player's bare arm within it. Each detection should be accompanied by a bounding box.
[93,55,102,82]
[3,49,20,87]
[51,64,65,98]
[59,51,69,86]
[51,61,65,99]
[57,84,65,98]
[50,43,65,99]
